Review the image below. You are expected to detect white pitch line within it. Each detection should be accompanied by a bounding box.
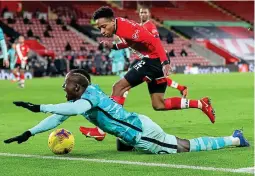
[236,167,255,174]
[0,153,253,174]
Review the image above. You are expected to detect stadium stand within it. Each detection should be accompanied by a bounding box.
[0,0,253,76]
[213,1,254,24]
[71,1,109,19]
[150,1,237,22]
[4,18,97,56]
[162,39,210,66]
[109,7,140,22]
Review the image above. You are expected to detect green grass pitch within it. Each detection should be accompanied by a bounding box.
[0,73,253,176]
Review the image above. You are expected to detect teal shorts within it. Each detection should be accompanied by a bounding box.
[112,61,125,73]
[135,115,178,154]
[10,62,16,70]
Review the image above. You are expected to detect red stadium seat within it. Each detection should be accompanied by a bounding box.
[7,18,96,58]
[214,1,254,23]
[150,1,236,21]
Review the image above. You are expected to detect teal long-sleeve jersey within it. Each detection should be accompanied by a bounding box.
[32,84,142,146]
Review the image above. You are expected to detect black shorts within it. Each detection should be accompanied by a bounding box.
[124,57,167,94]
[15,63,26,70]
[129,59,140,69]
[0,59,4,69]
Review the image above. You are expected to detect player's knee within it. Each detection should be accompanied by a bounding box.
[150,94,165,111]
[116,138,134,152]
[176,137,190,153]
[152,103,165,111]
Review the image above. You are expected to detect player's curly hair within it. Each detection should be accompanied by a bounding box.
[93,6,115,20]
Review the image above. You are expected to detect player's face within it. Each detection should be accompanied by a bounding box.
[139,9,150,23]
[19,36,24,44]
[96,18,115,37]
[62,74,78,101]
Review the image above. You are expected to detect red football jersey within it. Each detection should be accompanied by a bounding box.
[142,20,159,37]
[16,43,29,64]
[115,17,167,63]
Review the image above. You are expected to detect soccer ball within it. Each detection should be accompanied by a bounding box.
[48,129,75,155]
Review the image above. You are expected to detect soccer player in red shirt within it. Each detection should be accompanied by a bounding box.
[139,7,188,97]
[15,36,29,88]
[80,7,215,143]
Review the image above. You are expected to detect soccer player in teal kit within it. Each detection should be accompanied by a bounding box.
[0,27,8,67]
[4,69,249,154]
[8,43,17,82]
[109,35,130,77]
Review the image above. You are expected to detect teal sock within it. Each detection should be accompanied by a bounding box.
[189,136,234,152]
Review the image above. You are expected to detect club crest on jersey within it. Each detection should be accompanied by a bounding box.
[132,30,140,39]
[152,29,157,33]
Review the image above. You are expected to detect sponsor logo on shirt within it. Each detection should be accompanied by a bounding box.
[132,30,139,39]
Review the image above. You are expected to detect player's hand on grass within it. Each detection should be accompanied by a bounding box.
[4,131,32,144]
[13,101,40,112]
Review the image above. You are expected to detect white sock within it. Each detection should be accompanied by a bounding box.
[198,100,202,109]
[97,127,105,135]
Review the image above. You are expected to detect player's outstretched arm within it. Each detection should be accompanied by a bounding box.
[13,99,92,116]
[4,114,69,144]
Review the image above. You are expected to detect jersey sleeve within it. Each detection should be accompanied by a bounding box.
[151,29,159,37]
[116,42,128,49]
[26,45,30,53]
[144,22,167,63]
[153,38,168,63]
[115,18,141,41]
[116,18,167,63]
[145,21,159,37]
[40,99,92,115]
[29,114,70,135]
[115,36,129,49]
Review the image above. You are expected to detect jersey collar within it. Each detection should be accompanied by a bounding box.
[140,19,150,26]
